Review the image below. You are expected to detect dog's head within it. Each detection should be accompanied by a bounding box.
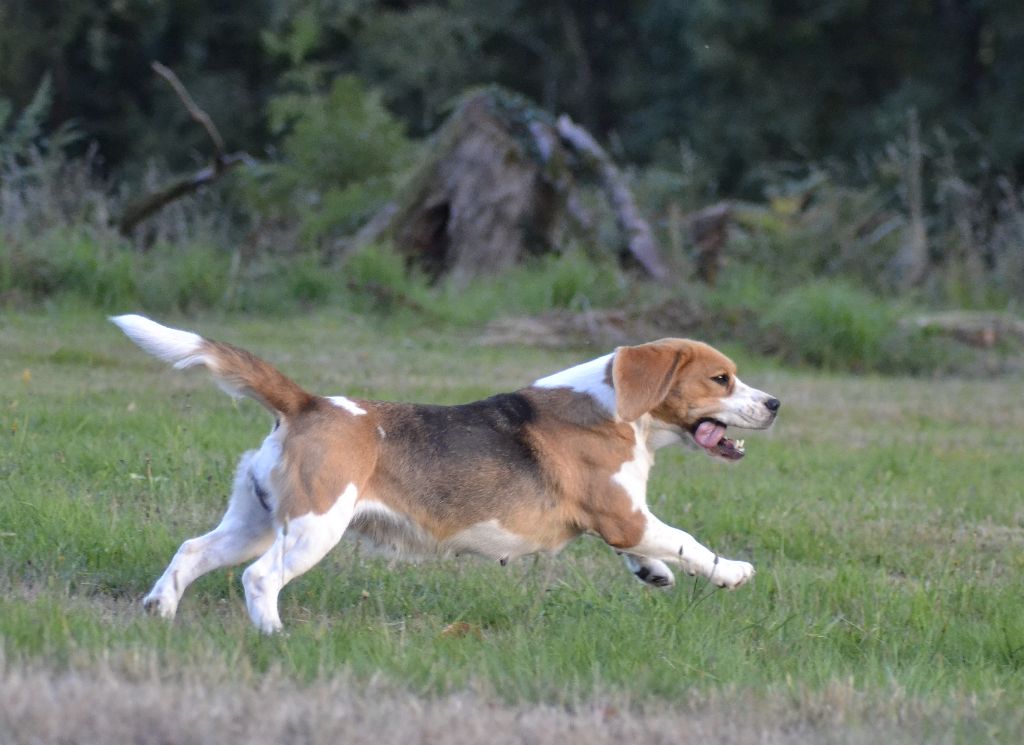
[612,339,779,461]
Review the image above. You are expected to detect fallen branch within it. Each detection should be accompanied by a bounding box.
[556,114,668,280]
[114,62,253,236]
[115,154,250,236]
[480,296,706,348]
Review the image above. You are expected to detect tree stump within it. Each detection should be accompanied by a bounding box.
[380,87,668,284]
[388,90,564,284]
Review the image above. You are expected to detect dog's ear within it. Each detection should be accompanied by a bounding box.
[612,341,689,422]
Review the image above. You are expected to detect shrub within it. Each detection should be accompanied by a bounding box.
[758,279,978,374]
[0,229,332,315]
[1,230,135,309]
[760,280,899,372]
[243,75,415,248]
[0,228,634,323]
[138,242,232,313]
[340,242,426,313]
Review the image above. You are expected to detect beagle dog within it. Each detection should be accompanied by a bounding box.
[112,315,780,633]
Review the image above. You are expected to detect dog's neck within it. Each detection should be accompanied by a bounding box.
[534,354,686,453]
[533,353,616,416]
[644,416,686,451]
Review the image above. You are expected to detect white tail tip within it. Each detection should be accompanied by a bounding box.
[110,314,207,369]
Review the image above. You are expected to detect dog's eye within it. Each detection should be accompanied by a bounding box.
[711,374,730,387]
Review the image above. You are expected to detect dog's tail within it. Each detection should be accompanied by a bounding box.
[110,314,314,419]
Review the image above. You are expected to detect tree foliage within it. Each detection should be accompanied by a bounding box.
[2,0,1021,191]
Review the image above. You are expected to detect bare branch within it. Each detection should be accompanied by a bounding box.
[113,63,253,236]
[151,61,226,160]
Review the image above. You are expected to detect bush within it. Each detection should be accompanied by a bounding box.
[1,230,136,309]
[427,249,630,325]
[243,75,415,248]
[759,279,975,374]
[761,280,895,371]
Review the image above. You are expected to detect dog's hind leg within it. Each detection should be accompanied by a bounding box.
[242,484,359,633]
[143,452,275,619]
[619,551,675,588]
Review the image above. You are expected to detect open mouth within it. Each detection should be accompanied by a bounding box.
[691,419,745,461]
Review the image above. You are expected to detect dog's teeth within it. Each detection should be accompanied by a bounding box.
[735,439,745,451]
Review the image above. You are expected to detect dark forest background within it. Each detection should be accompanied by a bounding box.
[2,1,1023,371]
[5,1,1024,183]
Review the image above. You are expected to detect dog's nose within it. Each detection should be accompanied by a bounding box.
[764,398,781,413]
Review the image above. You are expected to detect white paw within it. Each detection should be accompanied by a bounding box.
[710,558,755,589]
[142,592,177,619]
[254,615,284,635]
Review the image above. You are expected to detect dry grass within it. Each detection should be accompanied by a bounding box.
[0,658,1002,745]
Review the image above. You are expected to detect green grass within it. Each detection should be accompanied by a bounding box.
[1,309,1023,741]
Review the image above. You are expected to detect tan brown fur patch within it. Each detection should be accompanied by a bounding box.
[203,340,315,417]
[273,398,378,518]
[647,340,739,431]
[519,389,648,548]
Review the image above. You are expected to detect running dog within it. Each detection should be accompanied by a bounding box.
[112,315,780,633]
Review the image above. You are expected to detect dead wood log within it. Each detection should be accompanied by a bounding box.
[904,311,1024,348]
[114,62,252,236]
[115,154,249,236]
[556,114,668,281]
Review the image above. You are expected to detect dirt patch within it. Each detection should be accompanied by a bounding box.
[479,298,711,349]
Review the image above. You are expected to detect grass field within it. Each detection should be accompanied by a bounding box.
[1,307,1022,744]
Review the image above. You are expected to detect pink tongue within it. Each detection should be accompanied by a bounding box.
[695,421,726,448]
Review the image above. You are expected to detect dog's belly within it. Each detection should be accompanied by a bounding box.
[347,500,542,561]
[444,519,542,561]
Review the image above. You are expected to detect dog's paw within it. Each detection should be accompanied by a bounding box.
[254,617,284,635]
[711,558,754,590]
[622,554,676,589]
[635,564,675,588]
[646,571,675,588]
[142,593,177,619]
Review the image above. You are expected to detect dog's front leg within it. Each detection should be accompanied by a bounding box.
[626,513,754,589]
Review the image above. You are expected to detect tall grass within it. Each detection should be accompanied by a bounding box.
[0,229,632,323]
